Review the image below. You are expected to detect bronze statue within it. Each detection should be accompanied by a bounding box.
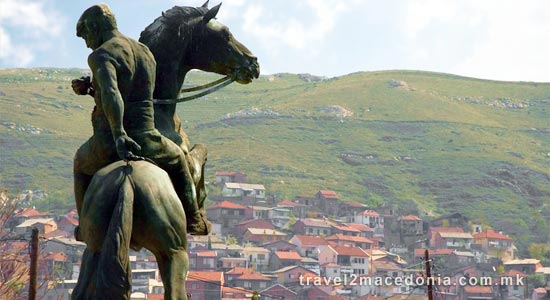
[139,1,259,217]
[71,4,209,236]
[71,3,259,299]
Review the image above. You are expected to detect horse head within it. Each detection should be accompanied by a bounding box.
[140,2,259,98]
[185,3,259,84]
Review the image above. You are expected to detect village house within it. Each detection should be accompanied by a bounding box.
[261,283,298,300]
[219,257,247,271]
[338,201,367,217]
[293,217,336,236]
[271,265,317,287]
[236,219,274,238]
[6,207,49,229]
[496,269,527,299]
[131,269,159,293]
[503,259,542,275]
[189,250,217,271]
[241,246,271,271]
[277,199,307,219]
[243,228,287,245]
[268,250,303,271]
[186,271,224,300]
[331,224,361,236]
[345,223,374,238]
[206,201,247,235]
[326,234,374,249]
[250,206,270,220]
[301,256,321,275]
[268,207,292,228]
[399,215,423,236]
[349,210,384,233]
[318,245,371,276]
[433,232,473,250]
[56,214,79,233]
[215,171,248,185]
[289,234,330,258]
[427,226,465,247]
[15,217,57,235]
[473,229,515,262]
[226,267,272,291]
[315,190,341,216]
[43,237,85,263]
[462,286,493,300]
[321,262,342,278]
[262,240,297,252]
[221,286,254,299]
[221,182,266,205]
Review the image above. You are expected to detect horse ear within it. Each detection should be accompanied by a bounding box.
[203,3,221,23]
[202,0,209,8]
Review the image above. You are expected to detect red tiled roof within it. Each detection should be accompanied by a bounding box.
[15,208,47,218]
[44,252,67,261]
[222,286,252,295]
[326,234,374,244]
[322,262,341,267]
[464,286,492,294]
[345,223,373,232]
[147,294,163,300]
[360,210,379,217]
[503,269,526,277]
[58,216,79,226]
[187,271,223,282]
[43,229,71,239]
[401,215,422,221]
[473,229,513,241]
[414,248,454,257]
[208,201,247,210]
[237,272,271,281]
[331,225,361,233]
[274,251,302,260]
[292,235,329,246]
[332,245,369,257]
[277,199,302,207]
[300,218,334,228]
[237,219,274,228]
[196,251,217,257]
[226,267,253,275]
[318,190,338,199]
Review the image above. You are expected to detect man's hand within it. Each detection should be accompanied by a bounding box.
[115,135,143,161]
[71,76,94,96]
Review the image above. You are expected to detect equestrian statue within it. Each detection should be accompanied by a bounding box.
[70,2,259,299]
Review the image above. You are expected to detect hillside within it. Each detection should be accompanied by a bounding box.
[0,68,549,253]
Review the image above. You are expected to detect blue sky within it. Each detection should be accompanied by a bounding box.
[1,0,550,81]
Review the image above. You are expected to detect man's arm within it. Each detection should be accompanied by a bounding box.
[89,52,141,160]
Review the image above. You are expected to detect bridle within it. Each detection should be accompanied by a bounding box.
[153,75,235,105]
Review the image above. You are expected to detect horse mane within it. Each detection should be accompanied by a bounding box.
[139,6,208,60]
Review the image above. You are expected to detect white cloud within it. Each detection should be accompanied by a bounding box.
[239,1,356,51]
[0,0,64,67]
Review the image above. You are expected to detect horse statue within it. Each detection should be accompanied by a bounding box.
[71,3,258,300]
[139,1,259,210]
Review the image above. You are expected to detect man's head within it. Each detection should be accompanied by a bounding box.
[76,4,117,50]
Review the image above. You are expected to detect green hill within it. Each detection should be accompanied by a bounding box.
[1,68,549,253]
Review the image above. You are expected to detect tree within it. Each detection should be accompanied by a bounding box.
[0,190,28,300]
[528,243,550,263]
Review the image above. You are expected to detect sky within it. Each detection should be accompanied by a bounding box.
[1,0,550,82]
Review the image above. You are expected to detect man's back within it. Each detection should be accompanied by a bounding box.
[90,34,157,132]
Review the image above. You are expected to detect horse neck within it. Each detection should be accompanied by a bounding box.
[153,61,192,116]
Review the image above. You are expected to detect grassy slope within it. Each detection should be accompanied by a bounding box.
[1,68,549,252]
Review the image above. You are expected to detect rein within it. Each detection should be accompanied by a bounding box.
[153,75,235,105]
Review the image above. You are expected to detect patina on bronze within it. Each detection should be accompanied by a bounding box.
[71,2,259,299]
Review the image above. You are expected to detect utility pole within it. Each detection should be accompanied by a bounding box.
[28,227,39,300]
[425,249,433,300]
